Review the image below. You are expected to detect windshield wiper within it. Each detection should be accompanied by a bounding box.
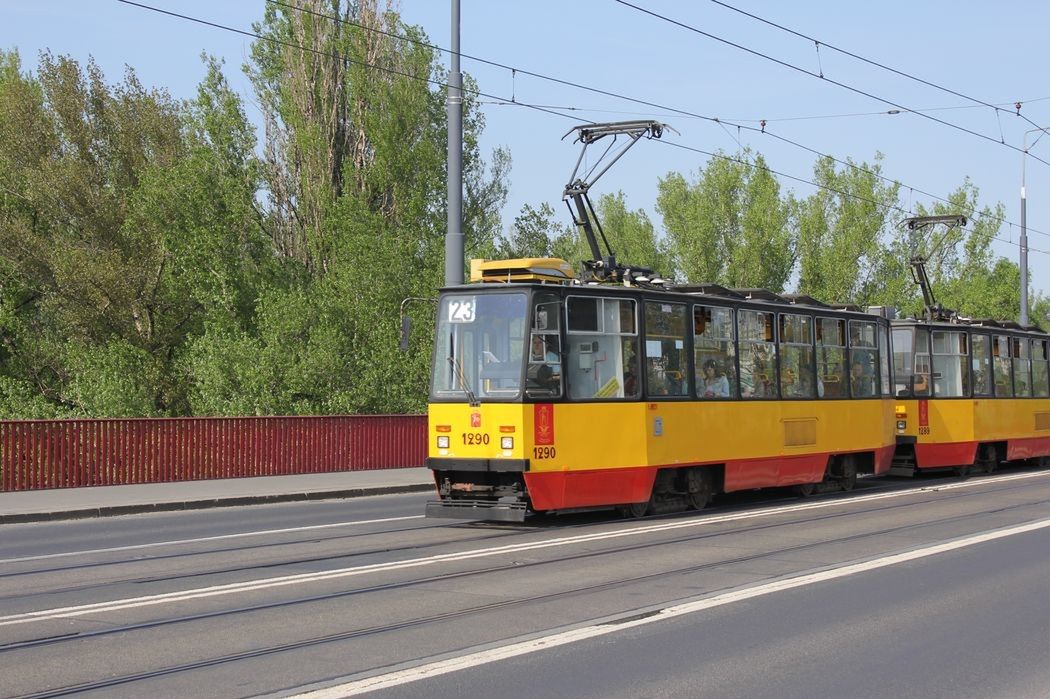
[447,356,479,407]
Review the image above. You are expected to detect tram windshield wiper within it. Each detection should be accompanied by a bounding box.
[447,355,479,406]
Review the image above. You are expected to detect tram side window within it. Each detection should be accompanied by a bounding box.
[738,309,776,398]
[892,327,915,396]
[913,327,932,397]
[848,320,880,397]
[1013,337,1032,397]
[1032,340,1050,397]
[779,313,815,398]
[566,296,639,400]
[694,306,736,399]
[878,325,892,395]
[992,335,1013,397]
[971,334,992,396]
[817,317,847,398]
[526,293,563,398]
[932,330,969,398]
[644,302,689,397]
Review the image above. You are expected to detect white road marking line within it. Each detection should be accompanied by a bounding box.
[293,517,1050,697]
[1,470,1046,627]
[0,516,425,565]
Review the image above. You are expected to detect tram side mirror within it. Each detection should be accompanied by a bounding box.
[400,315,411,352]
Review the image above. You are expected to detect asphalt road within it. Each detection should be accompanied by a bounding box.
[2,468,1050,698]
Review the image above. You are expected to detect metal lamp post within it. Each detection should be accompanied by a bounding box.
[1021,126,1050,326]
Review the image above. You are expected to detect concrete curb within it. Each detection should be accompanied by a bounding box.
[0,483,435,525]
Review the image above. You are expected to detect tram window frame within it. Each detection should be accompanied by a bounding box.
[817,317,847,399]
[878,324,892,396]
[1032,339,1050,397]
[1013,337,1032,397]
[992,334,1013,397]
[779,313,816,399]
[971,333,993,397]
[565,295,640,401]
[848,320,880,398]
[912,327,932,397]
[738,308,777,399]
[892,327,917,397]
[644,301,690,398]
[931,330,969,398]
[430,292,531,402]
[525,292,564,399]
[694,305,737,400]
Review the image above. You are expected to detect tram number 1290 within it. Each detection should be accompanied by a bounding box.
[532,446,556,460]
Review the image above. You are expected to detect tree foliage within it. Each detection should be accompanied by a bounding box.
[0,6,1038,418]
[795,155,900,304]
[657,151,793,291]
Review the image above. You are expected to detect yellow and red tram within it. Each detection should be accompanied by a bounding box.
[890,319,1050,475]
[425,258,898,521]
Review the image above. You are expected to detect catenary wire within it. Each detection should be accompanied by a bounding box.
[611,0,1050,169]
[264,0,1050,241]
[708,0,1050,135]
[116,0,1050,256]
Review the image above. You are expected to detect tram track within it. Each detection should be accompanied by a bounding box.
[3,472,1047,656]
[0,525,529,603]
[1,473,1042,617]
[9,485,1050,698]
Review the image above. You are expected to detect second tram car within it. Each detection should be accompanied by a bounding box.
[890,318,1050,475]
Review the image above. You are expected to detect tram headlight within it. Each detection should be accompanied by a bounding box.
[437,435,450,449]
[896,420,907,431]
[501,436,514,450]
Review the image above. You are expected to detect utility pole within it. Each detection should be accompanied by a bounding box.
[444,0,464,287]
[1021,126,1050,326]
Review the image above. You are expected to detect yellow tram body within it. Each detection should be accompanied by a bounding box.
[426,265,899,520]
[430,399,894,514]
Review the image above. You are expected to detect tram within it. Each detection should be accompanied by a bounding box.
[420,122,1045,521]
[424,258,897,521]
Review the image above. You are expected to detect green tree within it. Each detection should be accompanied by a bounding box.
[496,203,561,259]
[0,50,184,416]
[0,49,270,417]
[795,154,901,304]
[184,0,509,415]
[657,151,793,290]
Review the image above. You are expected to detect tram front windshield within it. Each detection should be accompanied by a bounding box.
[431,291,528,401]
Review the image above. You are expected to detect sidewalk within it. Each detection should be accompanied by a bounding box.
[0,468,435,524]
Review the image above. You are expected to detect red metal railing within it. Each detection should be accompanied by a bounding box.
[0,415,427,492]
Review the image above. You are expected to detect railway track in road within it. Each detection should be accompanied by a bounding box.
[0,523,528,602]
[4,470,1050,699]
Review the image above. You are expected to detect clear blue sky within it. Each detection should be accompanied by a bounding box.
[6,1,1050,299]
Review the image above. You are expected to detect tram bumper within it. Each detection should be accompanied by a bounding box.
[426,457,530,522]
[425,499,527,522]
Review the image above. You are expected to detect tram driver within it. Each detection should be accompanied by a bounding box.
[528,334,561,389]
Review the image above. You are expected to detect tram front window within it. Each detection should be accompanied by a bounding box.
[431,292,528,401]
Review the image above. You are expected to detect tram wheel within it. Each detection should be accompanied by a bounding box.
[623,500,651,518]
[977,445,998,474]
[794,482,817,497]
[686,468,712,510]
[838,457,857,492]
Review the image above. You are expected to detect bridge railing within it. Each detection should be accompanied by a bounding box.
[0,415,426,492]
